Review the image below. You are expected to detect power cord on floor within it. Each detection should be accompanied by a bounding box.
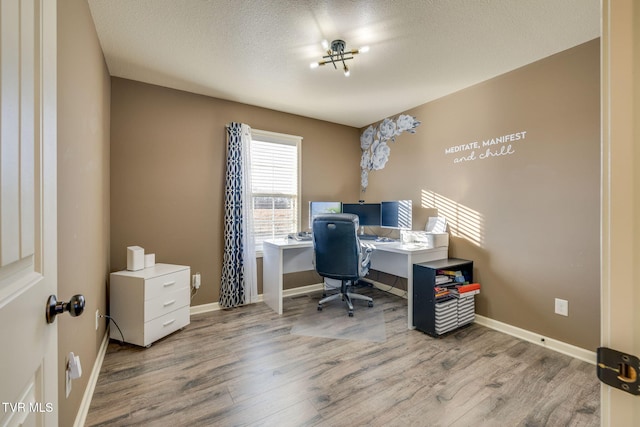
[99,314,125,345]
[364,271,407,298]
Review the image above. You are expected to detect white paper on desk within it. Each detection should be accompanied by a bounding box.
[426,217,447,233]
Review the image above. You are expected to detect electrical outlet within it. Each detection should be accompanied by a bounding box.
[95,309,100,331]
[555,298,568,316]
[193,273,201,289]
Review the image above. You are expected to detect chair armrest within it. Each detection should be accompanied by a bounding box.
[359,242,375,274]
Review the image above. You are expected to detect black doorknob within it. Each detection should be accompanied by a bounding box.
[46,294,85,324]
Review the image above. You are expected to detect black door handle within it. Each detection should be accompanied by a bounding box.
[46,294,85,324]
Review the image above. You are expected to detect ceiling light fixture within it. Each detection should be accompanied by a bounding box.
[310,39,369,77]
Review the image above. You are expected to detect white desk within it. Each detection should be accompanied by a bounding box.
[262,238,448,329]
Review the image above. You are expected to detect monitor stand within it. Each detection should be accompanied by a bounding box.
[358,227,378,240]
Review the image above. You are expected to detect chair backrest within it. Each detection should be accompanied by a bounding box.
[312,214,360,280]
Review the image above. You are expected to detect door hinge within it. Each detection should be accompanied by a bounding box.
[597,347,640,395]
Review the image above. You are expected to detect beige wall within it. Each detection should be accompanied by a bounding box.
[110,78,361,304]
[362,39,600,350]
[57,0,111,425]
[52,3,601,419]
[110,40,599,351]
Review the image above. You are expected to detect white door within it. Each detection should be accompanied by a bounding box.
[601,1,640,426]
[0,0,58,426]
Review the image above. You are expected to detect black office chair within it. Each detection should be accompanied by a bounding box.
[312,213,375,317]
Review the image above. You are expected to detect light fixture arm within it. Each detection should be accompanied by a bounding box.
[310,39,368,76]
[319,54,356,64]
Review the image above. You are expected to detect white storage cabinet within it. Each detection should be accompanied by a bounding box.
[110,263,190,347]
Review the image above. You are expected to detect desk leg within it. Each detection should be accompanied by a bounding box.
[263,244,284,314]
[407,260,415,330]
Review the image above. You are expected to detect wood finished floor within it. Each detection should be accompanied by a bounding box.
[86,287,600,427]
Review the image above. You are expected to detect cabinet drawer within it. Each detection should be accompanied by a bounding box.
[144,308,190,346]
[144,287,190,322]
[145,269,190,300]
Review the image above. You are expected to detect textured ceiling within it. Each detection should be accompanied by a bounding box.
[87,0,600,128]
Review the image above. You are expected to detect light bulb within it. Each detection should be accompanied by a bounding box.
[343,65,350,77]
[310,62,319,69]
[359,45,370,53]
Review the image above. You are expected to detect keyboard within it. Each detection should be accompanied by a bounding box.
[358,234,378,240]
[289,232,312,241]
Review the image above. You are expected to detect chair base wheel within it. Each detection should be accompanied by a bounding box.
[317,281,374,316]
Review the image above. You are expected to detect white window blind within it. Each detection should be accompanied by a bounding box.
[250,130,301,251]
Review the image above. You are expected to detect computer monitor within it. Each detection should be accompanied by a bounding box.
[341,203,381,227]
[381,200,412,229]
[309,201,342,228]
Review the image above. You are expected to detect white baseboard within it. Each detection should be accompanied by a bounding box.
[190,294,263,316]
[190,302,220,315]
[189,286,595,366]
[190,284,325,316]
[189,280,397,316]
[189,294,265,316]
[283,283,324,297]
[364,282,595,365]
[474,314,597,365]
[73,328,110,427]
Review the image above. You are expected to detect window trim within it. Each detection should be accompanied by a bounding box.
[251,129,302,256]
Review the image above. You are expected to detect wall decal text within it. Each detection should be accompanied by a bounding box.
[444,131,527,164]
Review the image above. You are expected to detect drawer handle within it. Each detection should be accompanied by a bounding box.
[162,319,175,327]
[163,300,176,307]
[163,281,176,287]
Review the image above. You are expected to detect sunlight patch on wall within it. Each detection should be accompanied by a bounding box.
[421,190,485,247]
[398,200,412,230]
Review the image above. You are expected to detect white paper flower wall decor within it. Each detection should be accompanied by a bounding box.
[360,114,421,191]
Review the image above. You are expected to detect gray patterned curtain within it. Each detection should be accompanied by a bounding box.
[220,123,257,308]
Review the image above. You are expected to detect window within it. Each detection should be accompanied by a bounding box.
[250,129,301,252]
